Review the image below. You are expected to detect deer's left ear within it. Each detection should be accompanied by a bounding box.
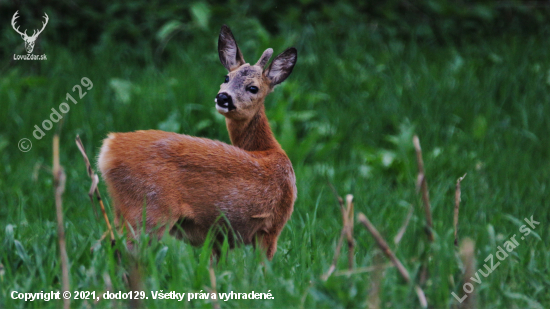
[218,25,245,72]
[264,47,297,86]
[255,48,273,68]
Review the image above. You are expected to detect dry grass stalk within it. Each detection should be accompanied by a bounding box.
[95,272,115,307]
[454,174,467,246]
[345,194,355,270]
[358,213,410,283]
[327,182,345,213]
[321,186,355,280]
[128,259,143,309]
[334,263,392,277]
[208,262,221,309]
[414,285,428,308]
[459,238,476,309]
[358,213,429,307]
[322,228,346,281]
[393,204,414,246]
[413,135,434,242]
[367,251,384,309]
[53,134,70,309]
[32,161,52,182]
[75,135,115,243]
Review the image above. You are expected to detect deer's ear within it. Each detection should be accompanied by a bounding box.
[264,48,297,86]
[255,48,273,68]
[218,25,245,72]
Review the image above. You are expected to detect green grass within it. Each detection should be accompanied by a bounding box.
[1,22,549,308]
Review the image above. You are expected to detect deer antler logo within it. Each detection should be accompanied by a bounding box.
[11,11,49,54]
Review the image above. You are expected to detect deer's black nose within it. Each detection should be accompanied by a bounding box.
[215,92,235,111]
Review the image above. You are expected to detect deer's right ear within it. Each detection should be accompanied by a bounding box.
[264,47,297,87]
[218,25,245,72]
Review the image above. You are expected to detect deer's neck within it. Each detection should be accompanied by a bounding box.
[226,105,280,152]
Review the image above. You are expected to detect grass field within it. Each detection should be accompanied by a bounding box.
[1,21,549,308]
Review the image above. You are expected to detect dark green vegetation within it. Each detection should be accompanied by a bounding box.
[1,1,549,308]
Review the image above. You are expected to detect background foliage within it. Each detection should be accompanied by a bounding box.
[1,1,549,308]
[1,0,550,61]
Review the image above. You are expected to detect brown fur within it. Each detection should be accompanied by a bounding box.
[98,25,297,260]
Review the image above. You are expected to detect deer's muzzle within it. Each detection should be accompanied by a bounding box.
[215,92,235,112]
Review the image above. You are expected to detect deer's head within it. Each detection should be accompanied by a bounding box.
[215,25,297,121]
[11,11,49,54]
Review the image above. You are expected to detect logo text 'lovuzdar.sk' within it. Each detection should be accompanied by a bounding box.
[11,10,48,60]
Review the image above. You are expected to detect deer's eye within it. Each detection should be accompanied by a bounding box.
[224,76,229,83]
[247,86,259,94]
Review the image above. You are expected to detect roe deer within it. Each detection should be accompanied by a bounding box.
[98,25,297,260]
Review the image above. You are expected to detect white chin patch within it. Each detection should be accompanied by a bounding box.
[216,104,228,113]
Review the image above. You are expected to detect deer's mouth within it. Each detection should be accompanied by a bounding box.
[215,103,229,113]
[215,100,235,111]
